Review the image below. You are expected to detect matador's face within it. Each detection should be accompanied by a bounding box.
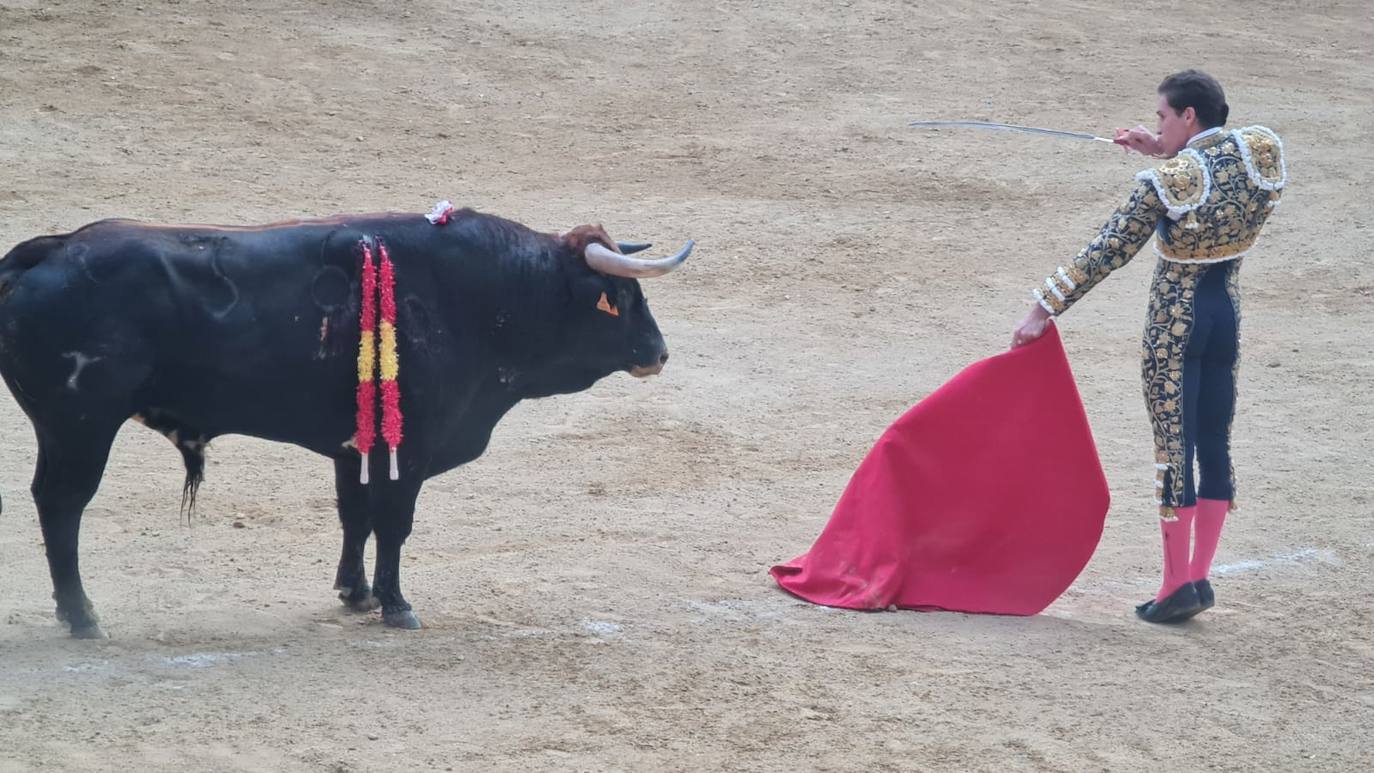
[1155,94,1199,157]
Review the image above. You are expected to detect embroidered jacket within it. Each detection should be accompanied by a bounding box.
[1032,126,1287,317]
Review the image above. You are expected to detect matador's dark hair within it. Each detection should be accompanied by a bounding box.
[1158,70,1229,129]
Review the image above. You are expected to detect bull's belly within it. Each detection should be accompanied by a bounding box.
[137,367,358,457]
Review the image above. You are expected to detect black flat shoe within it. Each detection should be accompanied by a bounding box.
[1135,582,1203,624]
[1155,579,1214,622]
[1194,578,1215,611]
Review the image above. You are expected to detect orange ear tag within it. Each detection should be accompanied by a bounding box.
[597,292,620,317]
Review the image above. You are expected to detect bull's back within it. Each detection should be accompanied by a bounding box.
[2,219,346,350]
[0,217,404,450]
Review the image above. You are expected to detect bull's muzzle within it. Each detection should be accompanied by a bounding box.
[630,350,670,378]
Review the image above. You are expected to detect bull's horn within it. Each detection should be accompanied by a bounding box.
[585,240,693,279]
[616,241,652,255]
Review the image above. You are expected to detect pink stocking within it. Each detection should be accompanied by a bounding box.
[1156,505,1196,602]
[1191,498,1229,581]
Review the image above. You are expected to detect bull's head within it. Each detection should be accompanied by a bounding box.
[552,224,691,385]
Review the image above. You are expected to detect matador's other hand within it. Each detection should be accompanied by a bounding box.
[1114,125,1164,157]
[1012,304,1053,349]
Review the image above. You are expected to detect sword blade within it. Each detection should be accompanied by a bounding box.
[908,120,1114,144]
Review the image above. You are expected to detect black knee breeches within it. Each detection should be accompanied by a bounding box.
[1143,259,1242,515]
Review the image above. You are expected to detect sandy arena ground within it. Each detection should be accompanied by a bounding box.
[1,1,1372,770]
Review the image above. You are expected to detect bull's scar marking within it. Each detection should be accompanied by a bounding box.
[68,243,97,283]
[206,250,240,318]
[311,265,351,310]
[62,352,102,391]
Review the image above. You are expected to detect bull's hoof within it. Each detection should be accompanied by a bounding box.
[338,587,382,613]
[346,593,381,613]
[70,623,109,640]
[56,602,102,637]
[382,609,422,630]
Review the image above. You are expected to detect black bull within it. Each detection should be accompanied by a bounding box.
[0,208,692,637]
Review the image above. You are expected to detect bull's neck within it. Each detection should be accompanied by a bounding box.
[457,247,569,369]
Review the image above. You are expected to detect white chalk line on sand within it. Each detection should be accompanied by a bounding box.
[1072,546,1342,595]
[1212,547,1340,576]
[26,648,291,679]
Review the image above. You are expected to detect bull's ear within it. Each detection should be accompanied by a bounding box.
[569,273,621,318]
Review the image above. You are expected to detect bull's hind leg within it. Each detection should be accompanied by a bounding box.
[32,421,121,639]
[371,477,425,630]
[332,456,379,612]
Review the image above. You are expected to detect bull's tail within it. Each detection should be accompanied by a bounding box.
[177,442,206,521]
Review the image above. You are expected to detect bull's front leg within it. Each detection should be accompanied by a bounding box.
[332,456,379,612]
[371,475,425,629]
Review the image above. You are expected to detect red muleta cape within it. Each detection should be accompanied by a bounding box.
[770,325,1109,615]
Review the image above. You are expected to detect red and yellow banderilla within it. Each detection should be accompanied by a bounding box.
[354,238,404,484]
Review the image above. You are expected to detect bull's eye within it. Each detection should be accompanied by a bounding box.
[596,291,620,317]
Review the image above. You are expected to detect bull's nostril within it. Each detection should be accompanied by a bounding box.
[659,352,670,365]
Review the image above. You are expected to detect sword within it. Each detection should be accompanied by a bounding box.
[908,120,1115,144]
